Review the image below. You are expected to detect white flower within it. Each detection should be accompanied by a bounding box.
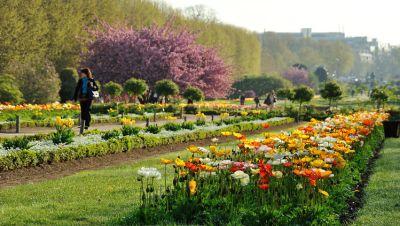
[197,147,210,154]
[273,170,283,178]
[211,138,219,143]
[324,158,334,163]
[267,159,288,165]
[296,183,303,190]
[200,158,212,164]
[231,170,250,186]
[255,145,272,153]
[137,167,161,180]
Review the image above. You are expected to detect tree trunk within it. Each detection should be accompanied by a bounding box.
[298,103,302,122]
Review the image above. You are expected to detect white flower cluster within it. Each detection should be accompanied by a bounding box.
[137,167,162,179]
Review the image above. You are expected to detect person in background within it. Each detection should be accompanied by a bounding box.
[74,68,99,130]
[264,90,277,111]
[240,93,245,105]
[254,96,260,109]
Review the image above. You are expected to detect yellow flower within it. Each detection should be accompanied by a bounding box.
[180,171,187,177]
[175,158,185,167]
[165,116,177,121]
[240,111,248,117]
[196,112,206,120]
[220,112,229,119]
[221,131,232,136]
[189,179,197,195]
[187,145,200,154]
[160,158,173,164]
[318,189,329,197]
[233,132,243,139]
[311,159,325,168]
[120,117,135,126]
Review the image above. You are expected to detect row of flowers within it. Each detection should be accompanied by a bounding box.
[0,102,80,111]
[134,111,388,225]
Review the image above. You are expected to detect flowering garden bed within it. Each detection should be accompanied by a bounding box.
[0,116,293,172]
[121,112,387,225]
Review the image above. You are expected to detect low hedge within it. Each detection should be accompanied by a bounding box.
[0,118,294,172]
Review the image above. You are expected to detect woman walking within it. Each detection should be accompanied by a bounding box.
[74,68,99,130]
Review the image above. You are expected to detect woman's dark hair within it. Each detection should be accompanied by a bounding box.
[80,68,93,78]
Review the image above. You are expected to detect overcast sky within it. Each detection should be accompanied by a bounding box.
[162,0,399,46]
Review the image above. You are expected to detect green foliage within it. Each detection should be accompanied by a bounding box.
[231,74,292,97]
[195,119,206,126]
[155,80,179,99]
[290,86,314,104]
[0,74,24,104]
[370,87,389,109]
[320,81,343,106]
[181,121,195,130]
[59,68,78,103]
[314,66,328,83]
[290,86,314,121]
[145,125,161,134]
[163,122,182,131]
[101,130,121,140]
[2,137,32,150]
[124,78,148,97]
[182,86,204,102]
[121,126,141,136]
[51,128,75,145]
[164,104,179,113]
[276,88,294,100]
[104,81,123,97]
[12,61,61,104]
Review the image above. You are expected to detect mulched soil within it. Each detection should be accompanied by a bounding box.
[0,122,300,188]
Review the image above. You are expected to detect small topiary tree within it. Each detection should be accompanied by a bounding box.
[59,68,78,103]
[320,81,342,107]
[289,86,314,121]
[183,86,204,104]
[155,79,179,103]
[124,78,148,103]
[104,81,123,101]
[277,88,294,107]
[370,87,389,109]
[0,74,24,104]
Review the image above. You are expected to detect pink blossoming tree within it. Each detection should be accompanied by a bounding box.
[282,67,312,87]
[81,21,231,98]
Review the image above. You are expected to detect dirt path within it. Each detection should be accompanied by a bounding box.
[0,122,303,188]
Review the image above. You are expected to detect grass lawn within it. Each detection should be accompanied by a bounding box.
[0,124,301,225]
[352,138,400,226]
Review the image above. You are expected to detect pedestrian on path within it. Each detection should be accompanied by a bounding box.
[254,96,260,109]
[74,68,99,130]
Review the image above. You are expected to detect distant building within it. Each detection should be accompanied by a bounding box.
[265,28,378,64]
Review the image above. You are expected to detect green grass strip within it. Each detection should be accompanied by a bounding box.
[352,138,400,226]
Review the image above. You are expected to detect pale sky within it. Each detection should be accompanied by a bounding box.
[162,0,400,46]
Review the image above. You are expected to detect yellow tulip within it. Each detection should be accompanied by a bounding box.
[189,179,197,195]
[160,158,173,164]
[175,158,185,167]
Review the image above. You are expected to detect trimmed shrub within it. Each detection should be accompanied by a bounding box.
[59,68,78,103]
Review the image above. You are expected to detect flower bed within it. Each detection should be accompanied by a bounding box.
[0,112,173,131]
[0,117,293,171]
[123,112,388,225]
